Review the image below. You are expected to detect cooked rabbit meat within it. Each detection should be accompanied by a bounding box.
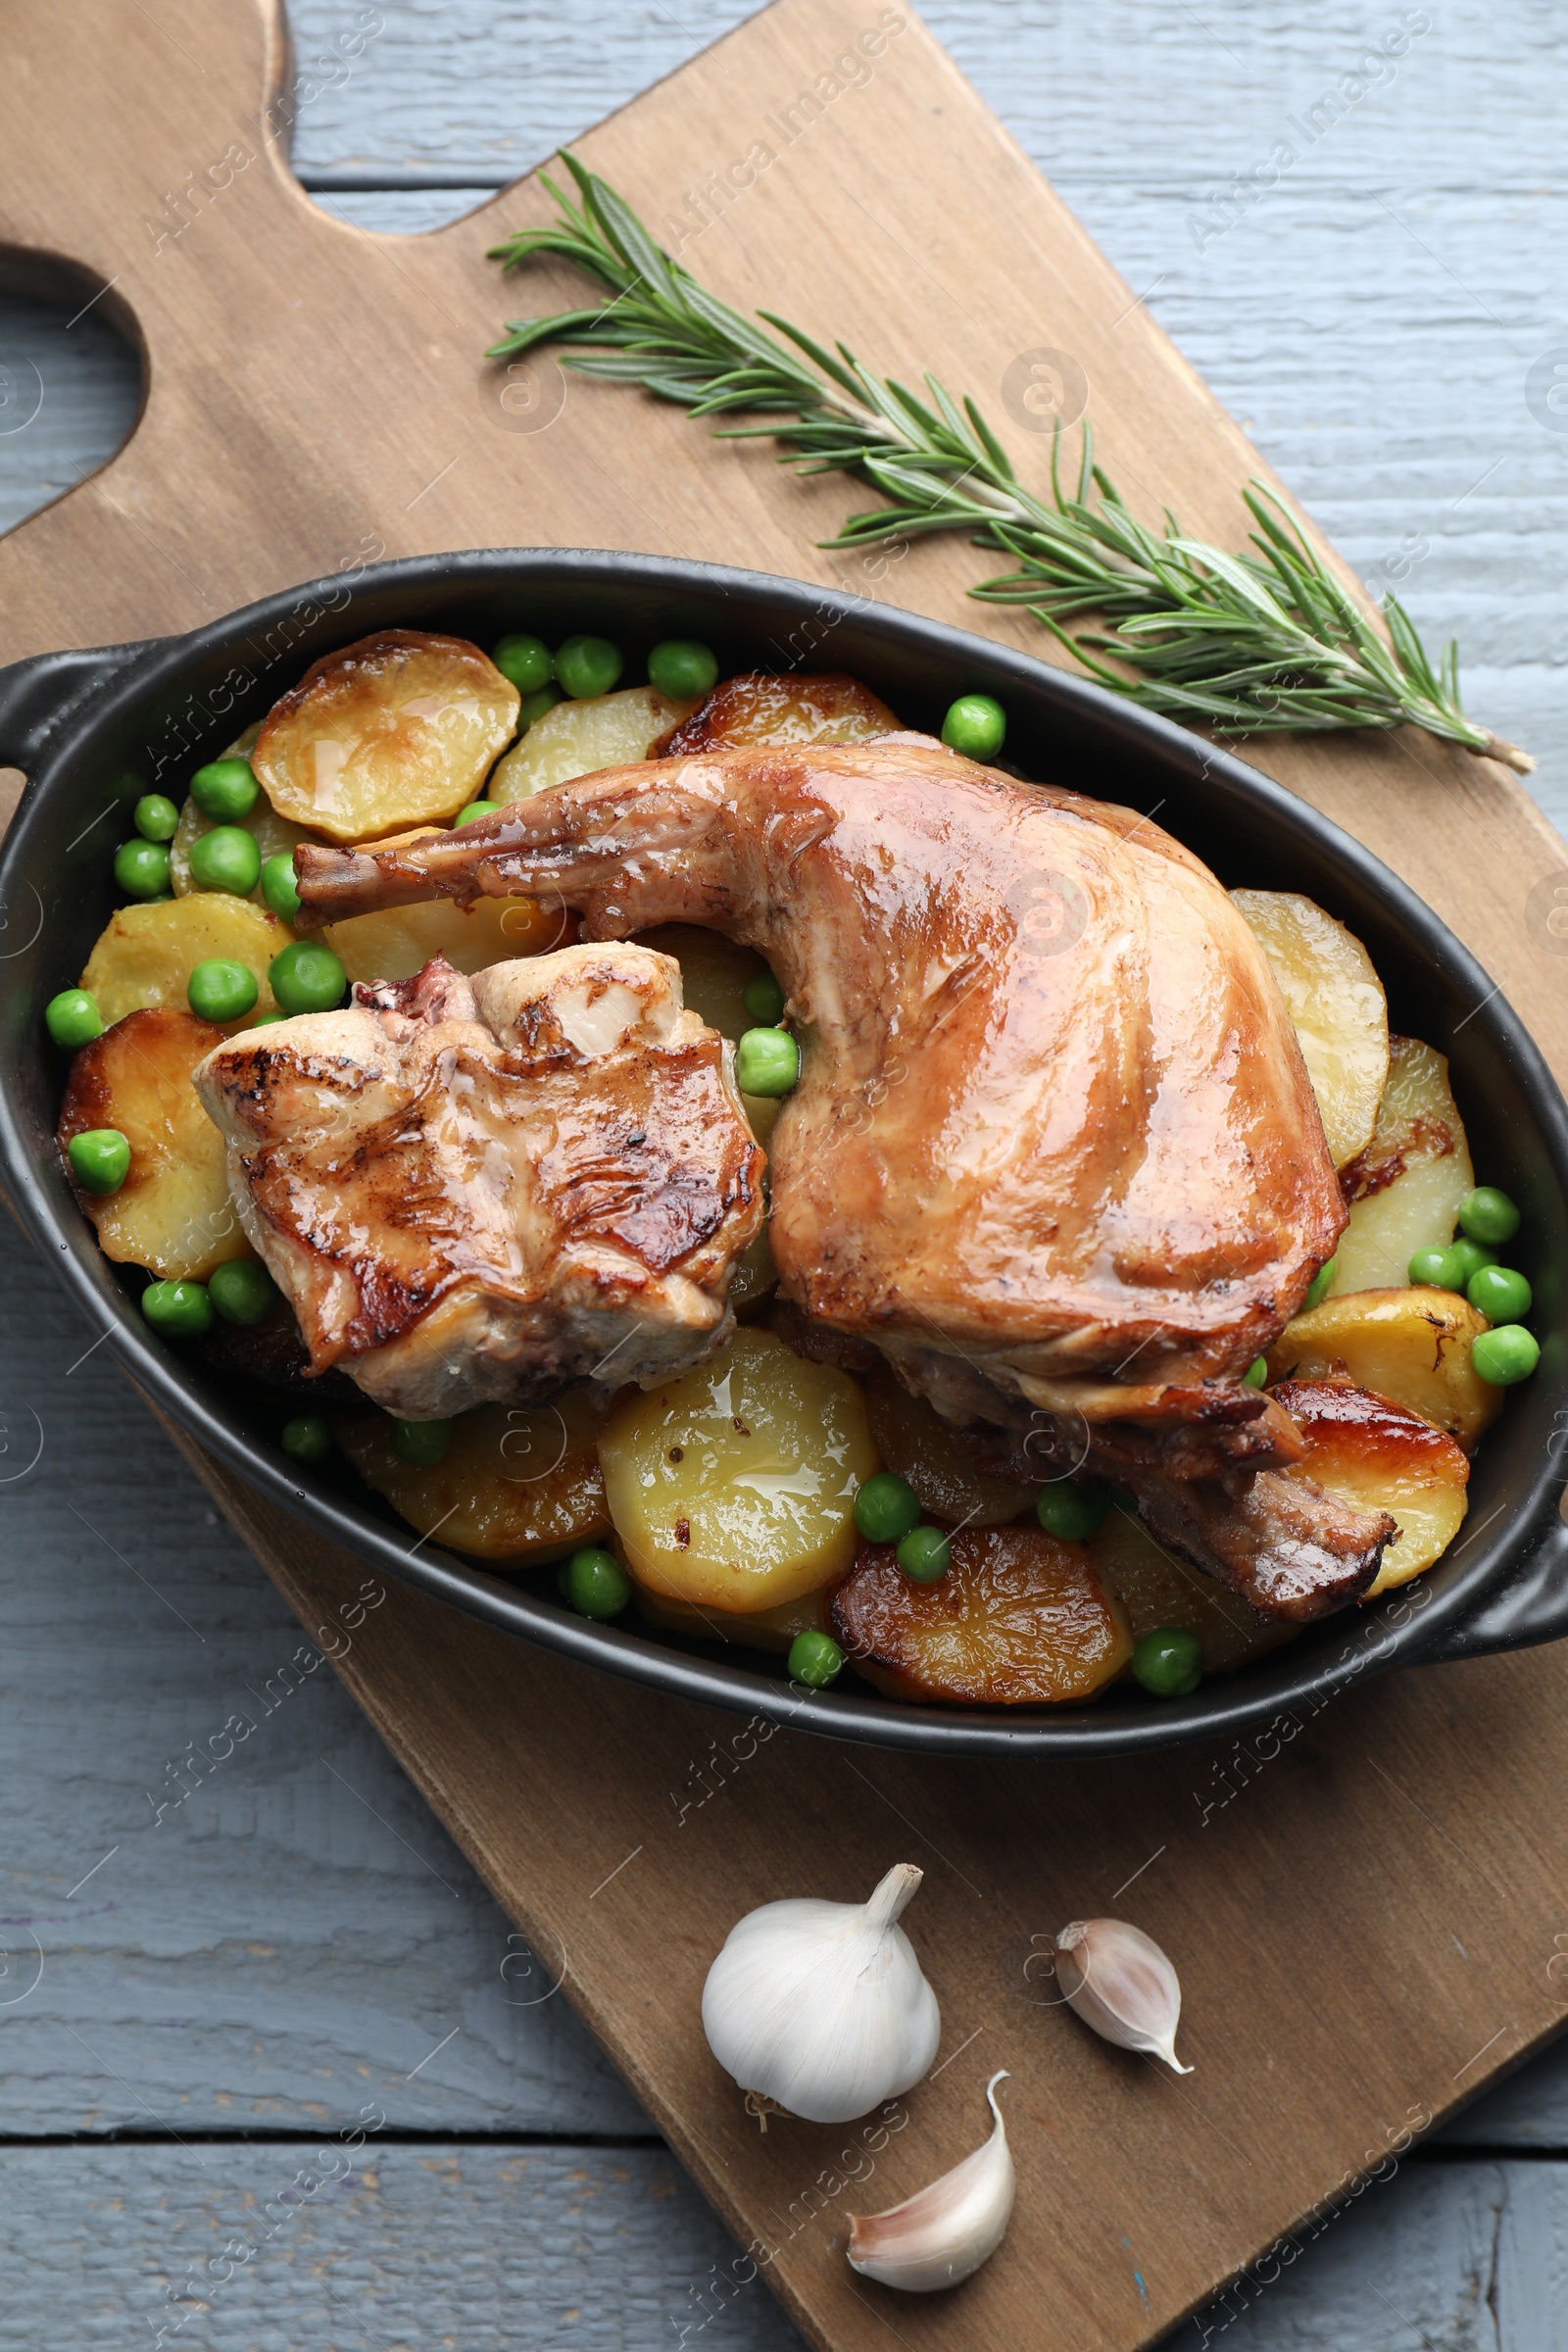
[193,946,763,1418]
[294,738,1387,1612]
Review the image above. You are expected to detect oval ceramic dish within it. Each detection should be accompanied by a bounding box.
[2,548,1565,1755]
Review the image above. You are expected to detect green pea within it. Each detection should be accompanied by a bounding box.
[189,757,260,822]
[454,800,500,827]
[1449,1237,1498,1286]
[260,851,302,922]
[492,633,554,695]
[140,1278,214,1338]
[280,1414,333,1465]
[563,1545,632,1621]
[187,824,262,897]
[45,989,104,1049]
[1408,1245,1465,1291]
[1243,1355,1268,1388]
[788,1629,845,1689]
[940,693,1006,760]
[855,1471,921,1544]
[67,1127,129,1196]
[1471,1324,1540,1386]
[742,970,786,1024]
[555,633,623,699]
[1458,1186,1520,1247]
[897,1525,951,1582]
[114,838,172,900]
[1304,1256,1338,1310]
[187,958,259,1024]
[518,685,564,730]
[735,1027,799,1097]
[249,1011,288,1027]
[1036,1481,1109,1541]
[133,793,180,843]
[648,639,719,700]
[1132,1625,1203,1697]
[208,1258,279,1326]
[392,1417,451,1465]
[1467,1263,1533,1323]
[269,941,346,1016]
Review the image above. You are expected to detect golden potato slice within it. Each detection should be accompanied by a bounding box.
[632,1580,833,1654]
[253,630,520,843]
[862,1362,1036,1529]
[1265,1287,1500,1450]
[326,894,567,983]
[1090,1506,1300,1674]
[58,1007,250,1280]
[831,1525,1132,1706]
[1272,1378,1469,1595]
[1336,1036,1474,1293]
[81,895,293,1027]
[1232,887,1389,1168]
[337,1389,612,1562]
[599,1327,877,1612]
[170,793,319,905]
[490,684,698,802]
[658,671,900,754]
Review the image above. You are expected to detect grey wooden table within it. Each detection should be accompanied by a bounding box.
[3,2,1567,2343]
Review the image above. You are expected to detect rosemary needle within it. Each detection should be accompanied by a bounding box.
[486,154,1531,773]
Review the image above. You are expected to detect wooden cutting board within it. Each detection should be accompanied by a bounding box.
[6,5,1568,2345]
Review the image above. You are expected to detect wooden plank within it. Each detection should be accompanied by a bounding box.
[6,3,1568,2347]
[8,2144,1568,2351]
[0,2141,806,2352]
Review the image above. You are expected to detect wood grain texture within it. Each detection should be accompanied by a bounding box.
[9,4,1568,2352]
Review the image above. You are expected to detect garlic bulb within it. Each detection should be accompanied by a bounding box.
[701,1863,941,2124]
[1054,1917,1191,2073]
[848,2071,1015,2291]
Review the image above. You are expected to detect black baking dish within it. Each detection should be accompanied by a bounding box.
[1,546,1564,1754]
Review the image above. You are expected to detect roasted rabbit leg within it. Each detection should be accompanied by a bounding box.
[294,739,1390,1613]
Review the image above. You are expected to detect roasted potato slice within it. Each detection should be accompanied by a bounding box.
[58,1006,250,1280]
[337,1389,612,1561]
[1336,1036,1474,1294]
[831,1525,1132,1706]
[81,895,292,1028]
[253,630,519,843]
[1090,1506,1300,1674]
[1270,1378,1469,1595]
[171,793,319,905]
[490,684,698,802]
[862,1362,1036,1529]
[599,1327,877,1612]
[326,894,567,983]
[1232,888,1389,1168]
[1265,1287,1500,1450]
[632,1581,833,1654]
[657,670,900,755]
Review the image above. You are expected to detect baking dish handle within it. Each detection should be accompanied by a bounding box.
[0,638,167,778]
[1410,1493,1568,1665]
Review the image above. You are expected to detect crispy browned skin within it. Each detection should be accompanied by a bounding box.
[194,946,762,1416]
[296,740,1342,1382]
[294,739,1383,1611]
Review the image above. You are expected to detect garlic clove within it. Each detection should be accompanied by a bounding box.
[1054,1917,1192,2073]
[847,2071,1015,2292]
[702,1863,941,2125]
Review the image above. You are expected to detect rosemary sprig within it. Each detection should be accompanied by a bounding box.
[487,155,1531,773]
